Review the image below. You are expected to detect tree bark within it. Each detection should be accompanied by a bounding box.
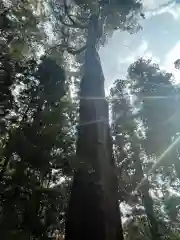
[65,14,123,240]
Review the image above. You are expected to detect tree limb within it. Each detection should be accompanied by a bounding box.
[67,45,86,55]
[63,0,88,29]
[69,14,89,22]
[58,14,79,28]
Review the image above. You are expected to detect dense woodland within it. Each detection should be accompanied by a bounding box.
[1,0,180,239]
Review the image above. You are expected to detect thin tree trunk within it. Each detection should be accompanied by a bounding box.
[65,14,123,240]
[172,150,180,181]
[141,183,160,240]
[134,148,160,240]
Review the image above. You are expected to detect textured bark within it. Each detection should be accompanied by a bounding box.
[65,15,123,240]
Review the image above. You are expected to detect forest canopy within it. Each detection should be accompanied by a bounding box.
[0,0,180,240]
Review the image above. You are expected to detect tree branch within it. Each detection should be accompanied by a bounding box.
[58,14,79,28]
[63,0,88,29]
[69,14,89,22]
[67,45,87,55]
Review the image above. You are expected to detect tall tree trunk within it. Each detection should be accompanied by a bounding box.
[65,14,124,240]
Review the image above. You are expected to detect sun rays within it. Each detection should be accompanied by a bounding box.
[136,134,180,191]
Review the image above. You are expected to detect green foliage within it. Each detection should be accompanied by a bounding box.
[48,0,144,72]
[73,0,143,32]
[110,79,139,202]
[128,58,180,158]
[0,0,48,133]
[0,53,75,238]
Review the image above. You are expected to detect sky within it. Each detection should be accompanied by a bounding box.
[99,0,180,92]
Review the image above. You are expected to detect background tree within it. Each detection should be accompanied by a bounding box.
[110,58,180,240]
[110,78,161,240]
